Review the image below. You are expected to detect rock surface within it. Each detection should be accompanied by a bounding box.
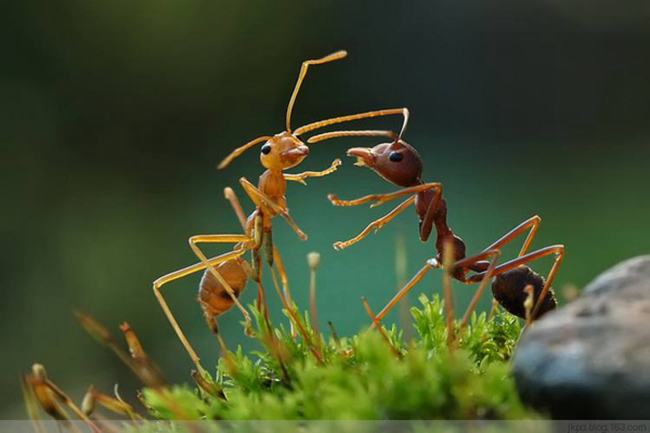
[513,255,650,419]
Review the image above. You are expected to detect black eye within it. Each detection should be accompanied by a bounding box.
[261,143,271,155]
[389,151,403,162]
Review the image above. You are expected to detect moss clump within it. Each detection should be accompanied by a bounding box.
[143,295,535,420]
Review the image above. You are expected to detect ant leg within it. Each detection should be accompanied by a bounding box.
[153,240,250,370]
[328,193,390,207]
[269,245,300,338]
[531,246,565,318]
[329,182,441,208]
[188,235,254,323]
[452,215,542,323]
[295,108,408,136]
[237,177,284,216]
[308,130,397,144]
[452,249,502,328]
[333,196,415,251]
[482,215,542,257]
[251,248,269,317]
[468,245,565,320]
[442,243,457,347]
[224,187,248,230]
[371,259,437,328]
[416,183,444,241]
[362,297,401,357]
[284,158,342,185]
[272,245,292,303]
[286,50,348,132]
[239,177,308,240]
[224,187,272,317]
[488,298,500,319]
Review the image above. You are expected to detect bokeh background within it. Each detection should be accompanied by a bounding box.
[2,0,649,418]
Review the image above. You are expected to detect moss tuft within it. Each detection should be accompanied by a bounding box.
[143,295,535,420]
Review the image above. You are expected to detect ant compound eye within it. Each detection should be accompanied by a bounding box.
[261,143,272,155]
[389,151,403,162]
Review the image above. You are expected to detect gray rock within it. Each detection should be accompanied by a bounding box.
[513,255,650,419]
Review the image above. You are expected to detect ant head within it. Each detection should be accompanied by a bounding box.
[346,139,422,187]
[217,50,346,171]
[259,132,310,171]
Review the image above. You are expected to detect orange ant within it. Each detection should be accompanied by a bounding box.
[153,50,410,372]
[310,112,564,328]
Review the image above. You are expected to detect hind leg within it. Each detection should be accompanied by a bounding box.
[482,215,541,257]
[154,239,250,370]
[370,259,437,328]
[453,215,544,322]
[452,249,502,327]
[188,236,253,324]
[468,245,565,321]
[226,187,268,311]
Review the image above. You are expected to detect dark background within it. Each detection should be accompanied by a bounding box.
[2,0,649,418]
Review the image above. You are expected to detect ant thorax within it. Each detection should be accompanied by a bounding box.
[258,169,288,209]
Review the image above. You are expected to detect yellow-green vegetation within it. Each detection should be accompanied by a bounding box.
[143,295,535,420]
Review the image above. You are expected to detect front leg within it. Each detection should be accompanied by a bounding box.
[333,196,415,250]
[239,177,307,240]
[328,182,442,208]
[284,158,342,185]
[418,182,444,241]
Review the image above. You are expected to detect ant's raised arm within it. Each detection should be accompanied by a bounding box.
[284,158,342,185]
[329,182,441,208]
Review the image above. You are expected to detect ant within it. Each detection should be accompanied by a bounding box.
[309,111,564,328]
[153,50,409,372]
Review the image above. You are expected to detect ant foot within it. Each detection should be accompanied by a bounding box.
[328,193,343,205]
[369,196,391,208]
[243,321,255,337]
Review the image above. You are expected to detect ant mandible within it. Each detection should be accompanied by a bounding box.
[310,113,564,327]
[153,50,409,371]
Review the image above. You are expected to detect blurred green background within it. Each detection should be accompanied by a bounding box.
[2,0,649,418]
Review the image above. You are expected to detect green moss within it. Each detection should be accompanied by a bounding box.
[143,295,536,420]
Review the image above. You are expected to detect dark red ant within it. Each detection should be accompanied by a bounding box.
[309,112,564,327]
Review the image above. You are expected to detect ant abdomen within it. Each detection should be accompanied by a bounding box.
[198,258,249,322]
[491,265,557,320]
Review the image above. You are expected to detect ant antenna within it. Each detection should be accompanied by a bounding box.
[286,50,348,132]
[218,50,347,169]
[397,108,409,139]
[305,108,410,144]
[307,130,397,143]
[388,108,409,150]
[218,135,271,170]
